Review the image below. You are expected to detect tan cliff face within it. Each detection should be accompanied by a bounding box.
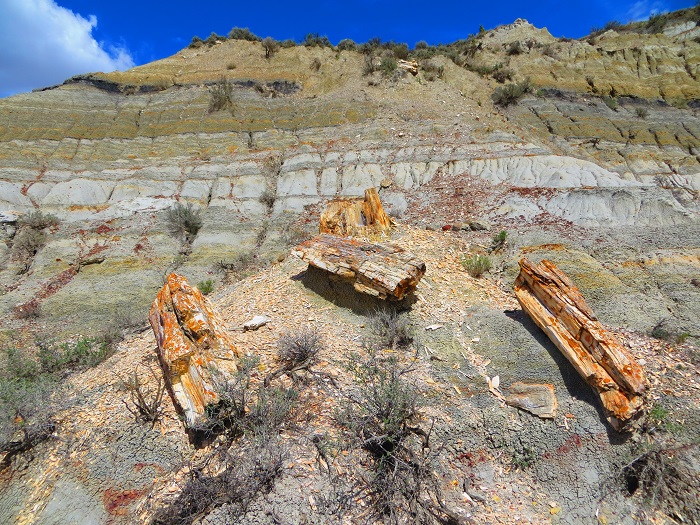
[0,21,698,337]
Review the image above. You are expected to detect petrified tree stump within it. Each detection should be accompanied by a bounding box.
[149,273,239,426]
[319,187,393,236]
[292,233,425,300]
[514,258,647,431]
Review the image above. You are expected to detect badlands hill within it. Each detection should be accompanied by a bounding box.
[0,9,699,525]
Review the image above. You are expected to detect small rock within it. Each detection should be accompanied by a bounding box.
[452,221,467,231]
[469,219,491,231]
[425,324,444,331]
[380,178,393,189]
[243,315,271,331]
[505,382,557,419]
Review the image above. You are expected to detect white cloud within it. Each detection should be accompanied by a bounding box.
[626,0,669,21]
[0,0,134,97]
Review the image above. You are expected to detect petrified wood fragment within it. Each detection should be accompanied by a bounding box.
[514,258,647,431]
[319,187,393,236]
[149,273,239,426]
[292,233,425,300]
[505,382,558,419]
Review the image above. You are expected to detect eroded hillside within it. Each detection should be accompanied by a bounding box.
[0,11,699,525]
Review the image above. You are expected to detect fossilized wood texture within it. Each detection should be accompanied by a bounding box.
[319,187,393,236]
[514,258,647,431]
[149,273,239,426]
[292,233,425,300]
[505,382,558,419]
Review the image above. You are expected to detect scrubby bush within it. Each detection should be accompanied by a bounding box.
[204,32,226,46]
[262,37,279,59]
[491,77,532,106]
[37,336,114,374]
[420,60,443,81]
[18,211,59,230]
[491,67,514,83]
[489,230,507,252]
[337,39,357,51]
[506,41,523,56]
[602,95,618,111]
[265,329,326,388]
[310,57,322,71]
[335,350,463,525]
[366,309,414,350]
[165,202,203,244]
[636,107,649,119]
[120,367,165,426]
[303,33,332,48]
[208,76,234,113]
[188,36,204,48]
[379,55,398,77]
[279,39,296,48]
[461,254,492,277]
[228,27,261,41]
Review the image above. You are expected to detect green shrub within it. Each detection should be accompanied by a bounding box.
[379,55,397,77]
[602,95,618,110]
[10,228,45,263]
[166,202,203,244]
[461,254,492,277]
[491,67,514,83]
[491,77,532,106]
[279,39,296,48]
[636,107,649,119]
[337,39,357,51]
[647,14,667,33]
[490,230,507,252]
[208,76,234,113]
[38,337,113,374]
[204,32,226,46]
[506,41,523,56]
[303,33,332,48]
[228,27,261,41]
[226,62,236,70]
[188,36,204,48]
[197,279,214,295]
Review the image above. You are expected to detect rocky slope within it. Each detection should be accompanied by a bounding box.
[0,12,699,525]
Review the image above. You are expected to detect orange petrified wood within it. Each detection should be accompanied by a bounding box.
[149,273,239,426]
[319,187,393,236]
[292,233,425,300]
[514,258,647,431]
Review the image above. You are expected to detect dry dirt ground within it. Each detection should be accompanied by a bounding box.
[1,219,698,525]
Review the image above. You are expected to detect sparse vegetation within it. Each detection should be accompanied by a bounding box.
[335,349,464,525]
[119,367,165,426]
[366,309,414,350]
[303,33,332,48]
[491,77,532,106]
[204,32,226,46]
[228,27,261,41]
[379,55,398,77]
[265,329,327,387]
[10,210,59,272]
[636,107,649,119]
[197,279,214,295]
[421,60,443,81]
[489,230,507,252]
[310,57,322,71]
[208,76,234,112]
[602,95,618,111]
[337,39,357,51]
[262,37,279,59]
[37,336,114,374]
[165,202,203,245]
[461,254,492,277]
[506,41,523,56]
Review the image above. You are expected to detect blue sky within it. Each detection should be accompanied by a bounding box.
[0,0,695,97]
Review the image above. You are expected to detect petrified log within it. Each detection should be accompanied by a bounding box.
[514,258,647,431]
[292,233,425,300]
[149,273,239,426]
[319,187,393,236]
